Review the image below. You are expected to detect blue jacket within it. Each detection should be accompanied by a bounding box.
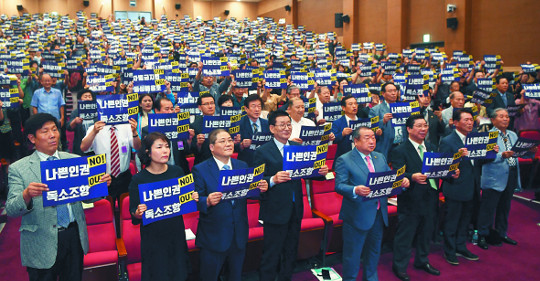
[481,128,521,192]
[193,157,250,252]
[335,149,390,230]
[369,100,396,158]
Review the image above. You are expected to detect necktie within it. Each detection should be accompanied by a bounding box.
[365,155,375,173]
[48,156,70,228]
[110,126,121,177]
[418,145,438,190]
[502,134,517,167]
[365,156,379,209]
[252,122,259,133]
[222,164,233,205]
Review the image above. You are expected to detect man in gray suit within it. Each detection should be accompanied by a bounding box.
[6,113,111,281]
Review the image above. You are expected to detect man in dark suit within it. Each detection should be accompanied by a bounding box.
[335,126,410,281]
[439,109,481,265]
[7,113,112,281]
[486,76,515,122]
[416,93,445,147]
[141,96,192,173]
[193,129,268,281]
[190,93,217,164]
[253,110,329,281]
[332,95,382,169]
[391,115,457,280]
[238,95,270,166]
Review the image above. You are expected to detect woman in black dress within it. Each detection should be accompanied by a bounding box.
[129,132,198,280]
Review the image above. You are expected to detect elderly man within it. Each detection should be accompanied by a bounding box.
[336,126,410,281]
[441,91,466,128]
[7,113,111,281]
[477,108,524,249]
[193,62,232,108]
[369,82,402,158]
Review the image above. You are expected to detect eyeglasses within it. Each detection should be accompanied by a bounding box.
[216,139,234,145]
[274,123,292,129]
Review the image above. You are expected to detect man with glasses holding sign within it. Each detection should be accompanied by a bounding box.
[193,129,268,281]
[254,111,329,281]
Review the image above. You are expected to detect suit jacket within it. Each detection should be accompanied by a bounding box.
[487,90,516,117]
[331,115,353,168]
[6,151,90,269]
[369,100,396,158]
[253,140,303,225]
[335,149,389,231]
[238,116,270,166]
[193,157,249,252]
[190,115,213,164]
[141,126,191,173]
[424,109,445,147]
[439,131,481,201]
[390,140,439,215]
[481,128,521,192]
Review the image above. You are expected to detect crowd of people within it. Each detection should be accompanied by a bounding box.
[2,11,540,281]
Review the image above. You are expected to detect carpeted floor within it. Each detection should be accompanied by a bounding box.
[1,191,539,281]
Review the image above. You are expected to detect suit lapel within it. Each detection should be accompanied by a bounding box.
[350,149,369,175]
[207,158,221,185]
[28,151,42,181]
[405,140,423,168]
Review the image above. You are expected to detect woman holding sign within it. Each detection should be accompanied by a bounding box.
[129,132,199,281]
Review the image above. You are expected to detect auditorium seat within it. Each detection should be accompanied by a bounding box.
[183,211,200,278]
[187,156,195,171]
[129,160,137,176]
[244,199,264,272]
[83,198,124,281]
[231,152,238,159]
[517,130,540,189]
[118,194,142,281]
[297,179,327,260]
[310,175,342,256]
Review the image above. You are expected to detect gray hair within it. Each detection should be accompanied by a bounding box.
[490,108,508,119]
[353,126,372,140]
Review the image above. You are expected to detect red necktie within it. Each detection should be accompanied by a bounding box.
[110,126,121,177]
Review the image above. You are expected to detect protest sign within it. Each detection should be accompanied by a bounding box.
[249,132,273,151]
[349,117,380,141]
[343,84,371,104]
[283,143,328,179]
[523,84,540,100]
[202,114,242,137]
[78,101,98,120]
[421,151,462,178]
[42,154,108,207]
[96,93,139,125]
[139,173,197,225]
[0,88,20,108]
[322,102,343,122]
[390,101,420,126]
[218,164,265,200]
[148,112,190,140]
[363,165,406,201]
[510,137,540,158]
[264,70,287,89]
[464,131,498,159]
[299,123,332,146]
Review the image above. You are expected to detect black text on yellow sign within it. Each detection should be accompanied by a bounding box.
[179,191,195,204]
[177,124,189,133]
[317,143,329,154]
[229,126,240,134]
[253,164,265,177]
[313,159,326,169]
[88,173,105,187]
[449,163,460,171]
[178,173,194,187]
[177,112,190,121]
[127,93,139,102]
[249,180,260,190]
[88,154,106,168]
[128,106,139,115]
[489,131,499,139]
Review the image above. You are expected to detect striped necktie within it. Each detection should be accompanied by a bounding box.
[110,126,121,177]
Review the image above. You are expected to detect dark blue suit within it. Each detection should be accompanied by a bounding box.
[335,149,390,281]
[193,157,249,281]
[253,139,304,281]
[331,115,353,169]
[439,131,481,257]
[238,115,270,167]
